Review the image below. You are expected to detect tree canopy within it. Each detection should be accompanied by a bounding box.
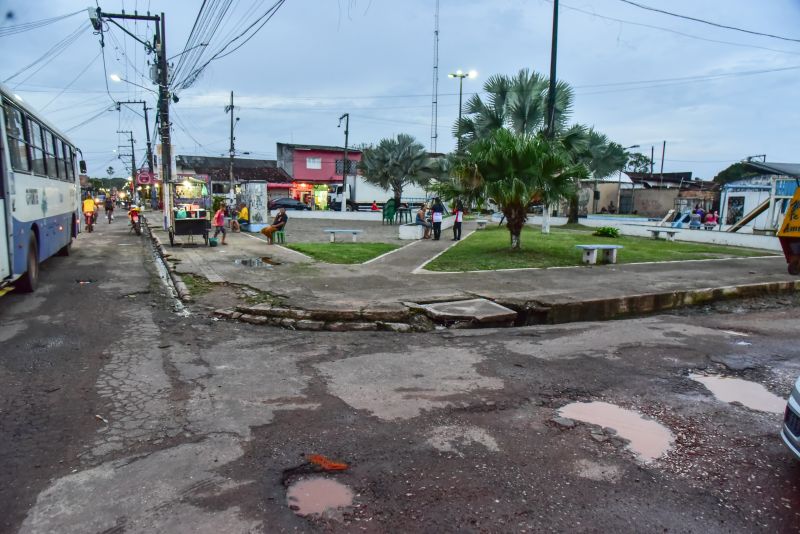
[358,134,439,203]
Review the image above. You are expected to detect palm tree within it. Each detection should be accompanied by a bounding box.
[358,134,438,205]
[457,129,587,249]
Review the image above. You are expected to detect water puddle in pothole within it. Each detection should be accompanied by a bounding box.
[286,477,353,516]
[558,401,674,463]
[689,373,785,414]
[234,256,281,268]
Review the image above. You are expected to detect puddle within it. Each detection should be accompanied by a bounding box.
[286,477,353,516]
[558,401,674,463]
[735,340,752,346]
[234,256,281,267]
[689,374,785,414]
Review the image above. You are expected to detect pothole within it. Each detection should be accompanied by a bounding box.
[286,477,353,516]
[234,257,281,268]
[689,373,785,414]
[558,401,675,463]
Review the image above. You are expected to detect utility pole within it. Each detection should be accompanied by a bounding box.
[546,0,559,138]
[117,100,153,173]
[225,91,236,199]
[338,113,349,213]
[650,145,655,180]
[430,0,440,153]
[89,7,169,226]
[659,140,666,189]
[117,130,135,201]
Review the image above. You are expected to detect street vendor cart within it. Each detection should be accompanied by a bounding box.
[778,184,800,275]
[168,177,211,246]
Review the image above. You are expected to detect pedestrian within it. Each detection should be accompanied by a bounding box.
[212,203,228,245]
[452,199,464,240]
[431,197,444,240]
[104,196,114,223]
[416,203,431,239]
[260,207,288,244]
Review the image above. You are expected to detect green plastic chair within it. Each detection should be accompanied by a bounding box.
[382,198,397,225]
[273,230,285,244]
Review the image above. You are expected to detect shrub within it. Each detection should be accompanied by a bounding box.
[593,226,620,238]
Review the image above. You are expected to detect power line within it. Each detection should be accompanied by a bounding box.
[0,9,83,37]
[3,21,88,84]
[618,0,800,44]
[555,0,800,56]
[39,51,103,111]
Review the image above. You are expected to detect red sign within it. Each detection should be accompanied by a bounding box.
[136,170,154,185]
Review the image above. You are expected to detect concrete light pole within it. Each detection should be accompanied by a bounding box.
[617,144,640,213]
[338,113,349,213]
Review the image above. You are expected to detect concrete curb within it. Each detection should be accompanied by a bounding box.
[500,279,800,325]
[144,218,192,302]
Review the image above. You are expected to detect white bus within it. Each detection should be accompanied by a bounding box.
[1,84,85,292]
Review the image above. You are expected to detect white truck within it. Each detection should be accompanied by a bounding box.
[329,177,430,211]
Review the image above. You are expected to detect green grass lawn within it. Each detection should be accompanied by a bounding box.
[286,242,399,264]
[425,226,772,272]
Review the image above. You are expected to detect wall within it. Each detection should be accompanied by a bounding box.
[633,189,679,217]
[289,148,362,184]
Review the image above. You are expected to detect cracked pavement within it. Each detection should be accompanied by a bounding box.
[1,219,799,533]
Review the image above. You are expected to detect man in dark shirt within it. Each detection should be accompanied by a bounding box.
[260,207,288,244]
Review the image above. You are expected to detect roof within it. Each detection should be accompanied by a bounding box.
[176,155,292,183]
[277,142,362,154]
[742,161,800,178]
[626,171,693,184]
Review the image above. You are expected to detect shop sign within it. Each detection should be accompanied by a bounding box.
[778,186,800,238]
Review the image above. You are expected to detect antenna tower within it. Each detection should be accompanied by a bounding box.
[430,0,440,152]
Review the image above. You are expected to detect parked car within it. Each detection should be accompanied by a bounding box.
[781,375,800,460]
[268,198,310,211]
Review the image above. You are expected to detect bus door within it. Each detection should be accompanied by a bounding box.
[0,133,10,281]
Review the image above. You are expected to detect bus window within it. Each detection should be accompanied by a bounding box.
[3,102,30,172]
[60,140,71,181]
[44,129,59,179]
[28,120,46,176]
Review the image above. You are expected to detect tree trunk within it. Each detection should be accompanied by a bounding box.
[504,205,526,250]
[541,204,551,234]
[393,186,402,206]
[567,193,579,224]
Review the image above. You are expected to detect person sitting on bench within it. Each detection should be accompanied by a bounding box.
[260,207,288,244]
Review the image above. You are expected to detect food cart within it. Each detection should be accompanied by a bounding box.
[168,176,211,246]
[778,184,800,275]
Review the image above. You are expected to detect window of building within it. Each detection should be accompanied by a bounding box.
[3,102,30,172]
[335,159,356,176]
[28,120,46,176]
[306,157,321,169]
[44,129,59,179]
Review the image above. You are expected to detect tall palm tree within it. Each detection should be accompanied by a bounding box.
[457,129,587,249]
[358,134,438,205]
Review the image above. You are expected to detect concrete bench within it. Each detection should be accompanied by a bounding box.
[323,228,363,242]
[575,244,623,265]
[475,219,489,230]
[647,228,680,241]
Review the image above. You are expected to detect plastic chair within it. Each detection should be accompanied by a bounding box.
[382,199,397,225]
[273,230,285,244]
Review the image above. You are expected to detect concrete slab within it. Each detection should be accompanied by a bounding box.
[421,298,517,323]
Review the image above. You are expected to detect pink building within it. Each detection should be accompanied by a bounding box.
[276,143,362,207]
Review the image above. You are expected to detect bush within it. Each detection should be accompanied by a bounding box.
[593,226,620,238]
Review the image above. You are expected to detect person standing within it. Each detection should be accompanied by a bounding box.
[431,197,444,240]
[415,203,431,239]
[212,203,228,245]
[452,199,464,241]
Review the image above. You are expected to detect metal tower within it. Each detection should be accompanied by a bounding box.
[430,0,440,153]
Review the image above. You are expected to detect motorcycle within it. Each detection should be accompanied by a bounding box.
[84,211,95,233]
[129,208,142,236]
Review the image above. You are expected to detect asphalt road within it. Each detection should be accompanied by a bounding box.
[1,219,799,533]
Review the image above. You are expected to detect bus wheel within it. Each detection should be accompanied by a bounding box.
[57,238,72,256]
[17,236,39,293]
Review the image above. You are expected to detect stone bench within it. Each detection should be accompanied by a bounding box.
[323,228,363,242]
[647,228,680,241]
[575,244,623,265]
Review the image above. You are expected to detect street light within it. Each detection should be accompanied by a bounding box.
[448,69,477,152]
[617,144,641,214]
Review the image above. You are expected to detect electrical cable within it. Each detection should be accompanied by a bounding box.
[3,21,88,83]
[0,9,83,37]
[65,105,115,133]
[554,0,800,56]
[617,0,800,43]
[39,51,103,111]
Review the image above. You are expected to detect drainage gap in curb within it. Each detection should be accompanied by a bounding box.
[235,256,281,268]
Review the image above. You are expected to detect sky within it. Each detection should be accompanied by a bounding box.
[2,0,799,179]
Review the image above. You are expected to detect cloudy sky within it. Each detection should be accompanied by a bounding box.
[3,0,799,179]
